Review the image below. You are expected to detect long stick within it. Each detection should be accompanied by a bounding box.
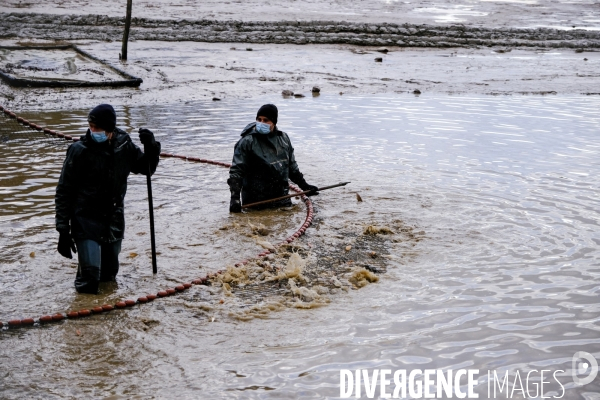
[147,164,157,274]
[121,0,133,60]
[241,182,350,209]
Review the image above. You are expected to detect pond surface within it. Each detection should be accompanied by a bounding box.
[1,94,599,398]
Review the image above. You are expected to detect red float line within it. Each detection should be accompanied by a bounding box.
[0,105,314,329]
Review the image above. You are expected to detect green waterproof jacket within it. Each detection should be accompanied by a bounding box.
[55,128,160,242]
[229,122,308,207]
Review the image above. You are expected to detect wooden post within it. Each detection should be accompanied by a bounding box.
[121,0,133,60]
[147,164,158,274]
[241,182,350,209]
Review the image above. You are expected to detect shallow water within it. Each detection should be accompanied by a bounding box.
[1,95,599,398]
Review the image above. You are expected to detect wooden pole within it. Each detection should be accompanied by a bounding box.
[241,182,350,209]
[147,164,158,274]
[121,0,133,60]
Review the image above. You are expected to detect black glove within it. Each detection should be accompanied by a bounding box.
[290,171,319,196]
[57,231,77,259]
[227,177,242,193]
[230,198,242,213]
[227,178,243,213]
[296,180,319,196]
[138,128,157,147]
[302,184,319,196]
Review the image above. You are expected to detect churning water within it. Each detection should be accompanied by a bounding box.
[0,94,599,398]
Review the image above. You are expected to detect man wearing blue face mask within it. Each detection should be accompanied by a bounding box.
[55,104,161,294]
[228,104,318,212]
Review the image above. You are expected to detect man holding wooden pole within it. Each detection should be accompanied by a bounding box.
[55,104,161,294]
[228,104,319,212]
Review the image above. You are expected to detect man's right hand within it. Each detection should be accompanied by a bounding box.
[57,231,77,259]
[303,184,319,196]
[227,177,243,212]
[138,128,157,147]
[230,198,242,213]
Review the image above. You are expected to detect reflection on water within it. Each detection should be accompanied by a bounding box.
[1,95,599,398]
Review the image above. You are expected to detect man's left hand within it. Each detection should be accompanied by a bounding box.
[230,198,242,213]
[303,184,319,196]
[138,128,156,146]
[57,231,77,259]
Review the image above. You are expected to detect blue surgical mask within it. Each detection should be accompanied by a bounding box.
[255,122,271,134]
[90,130,108,143]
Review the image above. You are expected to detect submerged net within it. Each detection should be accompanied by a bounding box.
[0,109,33,138]
[179,219,424,321]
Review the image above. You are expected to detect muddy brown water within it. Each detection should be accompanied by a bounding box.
[1,95,599,398]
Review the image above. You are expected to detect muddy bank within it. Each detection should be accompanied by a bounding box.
[1,39,599,112]
[2,0,599,30]
[3,13,600,49]
[1,6,599,110]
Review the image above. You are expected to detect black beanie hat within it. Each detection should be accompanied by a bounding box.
[88,104,117,132]
[256,104,278,125]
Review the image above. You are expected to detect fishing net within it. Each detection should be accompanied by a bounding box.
[0,108,31,137]
[180,219,424,320]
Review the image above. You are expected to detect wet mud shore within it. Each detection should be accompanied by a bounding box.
[1,37,598,112]
[2,0,599,29]
[3,12,600,49]
[1,3,600,111]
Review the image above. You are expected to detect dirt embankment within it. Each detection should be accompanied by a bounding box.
[2,13,600,49]
[1,10,599,111]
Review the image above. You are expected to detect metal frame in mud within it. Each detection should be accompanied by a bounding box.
[0,104,314,329]
[0,44,143,88]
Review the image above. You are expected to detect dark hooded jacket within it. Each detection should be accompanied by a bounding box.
[55,128,161,243]
[229,122,308,207]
